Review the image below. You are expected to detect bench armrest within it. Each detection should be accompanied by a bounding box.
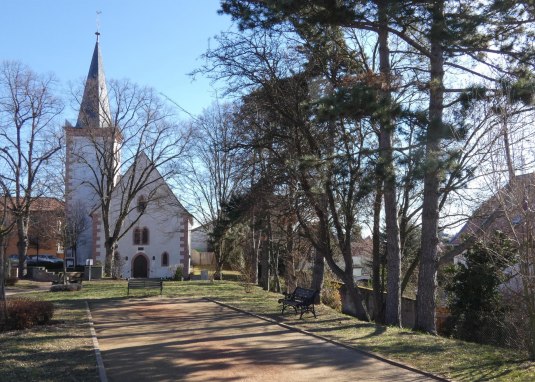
[283,291,295,299]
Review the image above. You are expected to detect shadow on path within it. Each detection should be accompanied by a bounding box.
[90,298,436,382]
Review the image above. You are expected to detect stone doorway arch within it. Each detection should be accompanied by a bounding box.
[132,253,149,278]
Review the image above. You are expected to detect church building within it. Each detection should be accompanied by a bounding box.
[64,34,192,278]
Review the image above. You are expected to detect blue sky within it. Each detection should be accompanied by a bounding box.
[0,0,234,120]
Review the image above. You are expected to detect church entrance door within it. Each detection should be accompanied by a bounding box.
[132,255,148,278]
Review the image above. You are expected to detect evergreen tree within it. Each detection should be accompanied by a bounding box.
[220,0,534,333]
[445,233,515,346]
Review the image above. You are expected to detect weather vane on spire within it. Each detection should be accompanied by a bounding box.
[96,10,102,40]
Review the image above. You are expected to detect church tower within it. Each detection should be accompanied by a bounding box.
[65,33,119,265]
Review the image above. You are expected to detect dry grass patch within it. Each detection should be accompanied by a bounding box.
[0,301,98,381]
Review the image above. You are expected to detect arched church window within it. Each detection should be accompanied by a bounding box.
[161,252,169,267]
[133,227,141,245]
[137,195,147,213]
[142,227,150,245]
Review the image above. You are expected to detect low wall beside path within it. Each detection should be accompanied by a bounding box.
[338,284,450,331]
[339,285,416,328]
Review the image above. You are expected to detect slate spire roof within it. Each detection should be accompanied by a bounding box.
[76,32,111,128]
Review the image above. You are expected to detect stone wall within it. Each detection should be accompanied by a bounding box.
[28,267,56,282]
[339,284,416,328]
[84,265,103,280]
[339,284,450,332]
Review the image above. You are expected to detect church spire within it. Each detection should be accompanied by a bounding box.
[76,32,111,128]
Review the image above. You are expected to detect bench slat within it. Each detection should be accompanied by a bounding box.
[127,278,163,295]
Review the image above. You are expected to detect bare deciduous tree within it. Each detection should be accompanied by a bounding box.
[0,61,63,278]
[70,78,191,276]
[181,102,246,280]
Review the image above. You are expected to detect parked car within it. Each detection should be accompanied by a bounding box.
[27,254,63,266]
[40,255,63,264]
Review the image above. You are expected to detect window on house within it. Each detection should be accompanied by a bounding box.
[162,252,169,267]
[142,227,149,245]
[137,195,147,213]
[133,227,141,245]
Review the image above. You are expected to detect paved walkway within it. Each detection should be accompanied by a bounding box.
[89,298,436,382]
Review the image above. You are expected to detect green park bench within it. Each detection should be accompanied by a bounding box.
[127,278,163,295]
[278,287,318,319]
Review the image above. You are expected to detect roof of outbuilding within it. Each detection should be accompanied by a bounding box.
[0,196,63,211]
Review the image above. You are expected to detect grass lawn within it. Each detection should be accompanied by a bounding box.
[2,279,534,381]
[0,299,97,381]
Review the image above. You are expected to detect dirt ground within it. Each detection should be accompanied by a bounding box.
[89,298,436,382]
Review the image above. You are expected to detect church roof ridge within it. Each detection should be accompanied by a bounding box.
[75,32,112,129]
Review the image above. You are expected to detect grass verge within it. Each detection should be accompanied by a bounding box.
[0,300,97,381]
[2,279,534,381]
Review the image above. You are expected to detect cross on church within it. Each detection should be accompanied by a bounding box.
[96,11,102,40]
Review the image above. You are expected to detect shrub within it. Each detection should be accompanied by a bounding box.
[174,265,184,281]
[4,277,18,286]
[4,299,54,330]
[322,281,342,311]
[50,283,82,292]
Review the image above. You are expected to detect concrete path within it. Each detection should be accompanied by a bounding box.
[89,298,436,382]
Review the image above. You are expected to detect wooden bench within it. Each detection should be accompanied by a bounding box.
[127,278,163,295]
[278,287,318,319]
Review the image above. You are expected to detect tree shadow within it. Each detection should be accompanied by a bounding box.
[90,298,431,381]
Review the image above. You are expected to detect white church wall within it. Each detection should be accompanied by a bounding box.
[94,161,192,279]
[66,133,100,264]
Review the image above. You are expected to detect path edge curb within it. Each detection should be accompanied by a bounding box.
[85,301,108,382]
[205,297,449,382]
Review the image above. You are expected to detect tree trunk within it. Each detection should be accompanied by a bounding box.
[63,251,68,285]
[311,219,329,304]
[284,220,297,292]
[272,249,281,293]
[249,218,259,284]
[17,218,29,279]
[525,269,535,360]
[214,245,224,280]
[401,254,419,295]
[377,0,402,327]
[502,125,515,182]
[415,0,445,334]
[321,229,371,322]
[260,241,270,290]
[345,279,371,321]
[310,246,325,302]
[104,238,116,278]
[0,242,6,328]
[372,181,385,323]
[310,192,331,303]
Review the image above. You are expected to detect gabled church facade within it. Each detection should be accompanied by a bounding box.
[65,34,192,278]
